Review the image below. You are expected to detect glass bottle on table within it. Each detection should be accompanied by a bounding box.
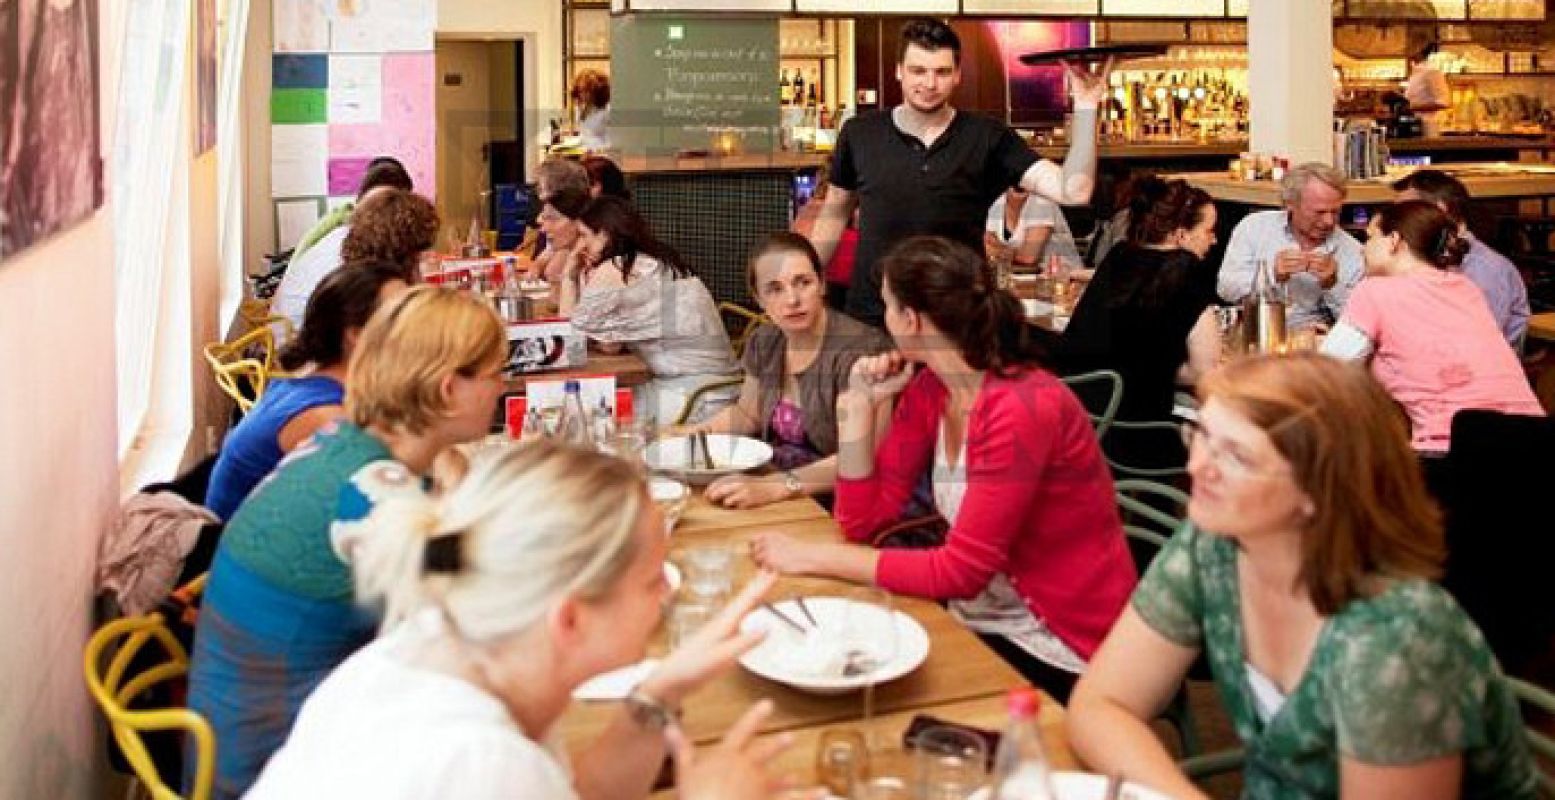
[556,380,593,447]
[988,688,1056,800]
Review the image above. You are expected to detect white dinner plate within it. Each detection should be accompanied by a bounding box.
[737,597,929,695]
[642,434,773,485]
[968,772,1174,800]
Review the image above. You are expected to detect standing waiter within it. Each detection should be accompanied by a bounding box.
[806,18,1110,326]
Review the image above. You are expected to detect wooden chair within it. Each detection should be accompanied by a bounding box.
[203,326,281,414]
[83,611,214,800]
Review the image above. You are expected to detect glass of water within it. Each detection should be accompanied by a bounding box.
[684,544,735,606]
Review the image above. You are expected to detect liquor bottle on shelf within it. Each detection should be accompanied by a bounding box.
[806,78,818,109]
[793,70,806,107]
[780,69,792,106]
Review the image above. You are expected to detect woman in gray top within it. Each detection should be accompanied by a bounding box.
[689,232,890,509]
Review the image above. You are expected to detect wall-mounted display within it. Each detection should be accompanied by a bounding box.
[2,0,104,260]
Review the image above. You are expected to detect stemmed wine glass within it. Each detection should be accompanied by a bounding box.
[842,587,899,750]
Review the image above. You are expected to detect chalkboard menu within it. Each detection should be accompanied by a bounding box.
[610,17,779,155]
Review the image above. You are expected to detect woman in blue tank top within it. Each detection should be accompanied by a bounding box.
[204,261,409,519]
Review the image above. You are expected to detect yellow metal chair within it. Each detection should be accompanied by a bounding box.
[83,612,214,800]
[203,326,281,414]
[718,301,767,360]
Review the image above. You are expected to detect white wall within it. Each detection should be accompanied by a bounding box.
[0,0,232,793]
[0,1,124,792]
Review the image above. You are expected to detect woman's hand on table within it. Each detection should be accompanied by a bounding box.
[669,699,793,800]
[845,352,914,406]
[705,475,791,509]
[749,531,820,575]
[639,570,777,707]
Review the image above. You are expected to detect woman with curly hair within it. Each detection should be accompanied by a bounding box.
[274,188,438,332]
[571,69,612,151]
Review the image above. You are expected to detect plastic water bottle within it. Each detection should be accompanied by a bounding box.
[556,380,592,446]
[989,688,1056,800]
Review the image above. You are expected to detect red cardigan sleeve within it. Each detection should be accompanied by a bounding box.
[873,377,1058,600]
[834,371,941,543]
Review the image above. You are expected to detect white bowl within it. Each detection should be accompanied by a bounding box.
[737,597,929,695]
[968,773,1174,800]
[648,477,690,534]
[642,434,773,485]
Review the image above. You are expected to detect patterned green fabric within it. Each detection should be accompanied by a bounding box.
[1133,523,1537,799]
[220,421,393,602]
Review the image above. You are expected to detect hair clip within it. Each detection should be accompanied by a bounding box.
[423,533,464,575]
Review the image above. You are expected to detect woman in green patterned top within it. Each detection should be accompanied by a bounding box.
[1068,353,1536,799]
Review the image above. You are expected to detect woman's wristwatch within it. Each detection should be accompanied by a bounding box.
[780,470,803,498]
[625,687,682,731]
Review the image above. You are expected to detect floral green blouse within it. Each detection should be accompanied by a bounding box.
[1133,523,1537,799]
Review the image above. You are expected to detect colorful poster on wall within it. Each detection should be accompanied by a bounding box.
[275,0,328,53]
[327,54,382,125]
[272,124,329,197]
[1,0,103,260]
[329,0,434,53]
[328,53,435,198]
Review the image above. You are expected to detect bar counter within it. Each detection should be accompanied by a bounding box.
[1177,163,1555,206]
[618,151,829,175]
[1033,135,1555,162]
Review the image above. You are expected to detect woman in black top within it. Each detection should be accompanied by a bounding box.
[1061,177,1221,471]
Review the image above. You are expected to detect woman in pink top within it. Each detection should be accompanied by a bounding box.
[1322,200,1542,454]
[752,236,1136,702]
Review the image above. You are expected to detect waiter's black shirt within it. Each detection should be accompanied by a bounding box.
[830,108,1039,324]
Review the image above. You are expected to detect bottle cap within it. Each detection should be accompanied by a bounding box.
[564,379,581,392]
[1007,687,1041,718]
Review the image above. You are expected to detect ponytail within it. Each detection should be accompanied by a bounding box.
[881,236,1050,378]
[1375,200,1468,272]
[279,260,408,371]
[349,441,649,643]
[348,485,450,632]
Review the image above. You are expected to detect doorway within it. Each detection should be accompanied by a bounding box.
[434,36,526,249]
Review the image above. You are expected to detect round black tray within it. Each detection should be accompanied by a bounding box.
[1018,43,1170,66]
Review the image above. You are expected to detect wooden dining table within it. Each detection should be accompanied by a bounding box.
[504,349,654,393]
[556,492,1078,794]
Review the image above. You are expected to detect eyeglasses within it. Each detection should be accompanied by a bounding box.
[1179,418,1287,481]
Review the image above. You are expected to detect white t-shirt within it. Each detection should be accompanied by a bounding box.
[273,226,350,336]
[985,194,1083,268]
[248,611,577,800]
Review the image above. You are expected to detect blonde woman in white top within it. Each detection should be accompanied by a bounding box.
[250,441,787,800]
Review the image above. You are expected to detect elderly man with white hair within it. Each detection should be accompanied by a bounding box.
[1217,162,1366,330]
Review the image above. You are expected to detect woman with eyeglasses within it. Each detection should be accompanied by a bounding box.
[1067,354,1536,800]
[187,287,510,799]
[983,186,1083,271]
[751,236,1136,703]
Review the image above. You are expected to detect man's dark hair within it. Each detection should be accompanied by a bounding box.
[357,157,413,198]
[1391,169,1469,225]
[898,18,961,65]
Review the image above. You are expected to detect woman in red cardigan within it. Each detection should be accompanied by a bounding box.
[752,236,1137,702]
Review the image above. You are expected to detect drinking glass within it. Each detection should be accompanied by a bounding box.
[852,776,912,800]
[912,726,989,800]
[843,588,898,748]
[815,728,869,798]
[667,601,714,650]
[684,544,735,606]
